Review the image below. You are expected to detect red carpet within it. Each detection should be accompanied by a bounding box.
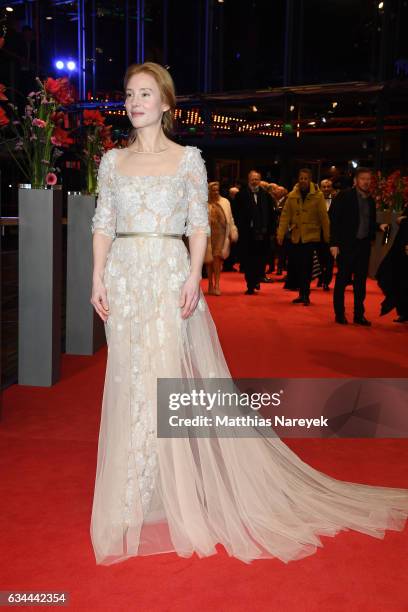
[1,273,407,611]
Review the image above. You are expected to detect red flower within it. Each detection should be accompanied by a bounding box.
[0,107,9,126]
[83,109,105,126]
[51,111,65,125]
[51,126,74,147]
[0,84,7,101]
[102,138,115,151]
[32,118,47,128]
[101,124,112,139]
[46,172,57,185]
[44,77,74,105]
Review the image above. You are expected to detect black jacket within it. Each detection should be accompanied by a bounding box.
[376,205,408,313]
[329,187,376,247]
[234,187,277,249]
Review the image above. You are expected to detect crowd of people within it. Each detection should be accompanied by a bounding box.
[205,167,408,325]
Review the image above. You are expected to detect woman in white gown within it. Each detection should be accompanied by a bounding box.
[90,62,408,566]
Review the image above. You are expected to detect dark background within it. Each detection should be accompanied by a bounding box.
[1,0,407,95]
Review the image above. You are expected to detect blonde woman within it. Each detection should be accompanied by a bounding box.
[205,181,232,295]
[90,61,408,567]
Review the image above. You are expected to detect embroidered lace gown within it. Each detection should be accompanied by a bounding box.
[90,145,408,566]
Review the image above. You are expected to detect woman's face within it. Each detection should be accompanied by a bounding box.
[125,72,169,130]
[209,183,220,198]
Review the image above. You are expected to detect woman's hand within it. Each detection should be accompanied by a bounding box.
[180,274,201,319]
[91,277,110,322]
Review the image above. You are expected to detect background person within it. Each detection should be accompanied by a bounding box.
[329,167,377,325]
[277,169,329,305]
[234,170,276,294]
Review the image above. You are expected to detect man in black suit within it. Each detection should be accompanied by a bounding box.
[234,170,277,294]
[329,167,376,326]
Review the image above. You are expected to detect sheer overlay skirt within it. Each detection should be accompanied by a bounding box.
[90,237,408,565]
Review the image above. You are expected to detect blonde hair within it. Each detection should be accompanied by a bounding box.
[123,62,176,144]
[208,181,220,203]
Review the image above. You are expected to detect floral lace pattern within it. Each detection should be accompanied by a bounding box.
[91,146,210,239]
[93,146,210,529]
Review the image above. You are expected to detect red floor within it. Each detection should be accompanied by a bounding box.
[0,273,407,611]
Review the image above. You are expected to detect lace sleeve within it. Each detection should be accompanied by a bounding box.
[91,150,117,240]
[184,148,210,237]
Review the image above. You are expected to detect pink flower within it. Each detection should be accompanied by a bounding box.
[46,172,57,186]
[32,118,46,128]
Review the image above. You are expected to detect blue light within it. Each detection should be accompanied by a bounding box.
[55,60,64,70]
[67,61,76,71]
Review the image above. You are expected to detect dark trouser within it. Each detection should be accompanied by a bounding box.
[333,238,371,318]
[243,238,268,290]
[266,237,277,272]
[292,241,319,299]
[316,242,334,286]
[396,274,408,317]
[283,239,299,289]
[276,241,287,273]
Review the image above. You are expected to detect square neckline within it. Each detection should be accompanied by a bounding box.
[112,145,191,179]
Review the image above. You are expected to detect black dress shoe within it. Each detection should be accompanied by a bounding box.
[260,277,274,283]
[393,316,408,323]
[255,283,260,290]
[335,315,348,325]
[245,289,256,295]
[292,297,306,304]
[353,316,371,326]
[303,297,311,306]
[380,299,395,316]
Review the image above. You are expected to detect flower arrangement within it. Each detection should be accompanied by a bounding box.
[80,109,115,194]
[0,77,74,188]
[371,170,408,212]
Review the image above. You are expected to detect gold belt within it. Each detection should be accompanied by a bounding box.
[116,232,183,240]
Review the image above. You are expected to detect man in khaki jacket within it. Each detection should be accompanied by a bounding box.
[277,169,330,305]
